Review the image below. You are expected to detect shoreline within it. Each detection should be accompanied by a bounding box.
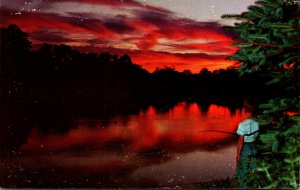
[168,177,238,189]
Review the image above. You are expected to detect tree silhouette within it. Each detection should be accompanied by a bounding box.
[119,53,132,64]
[0,24,32,110]
[0,24,31,60]
[0,25,33,157]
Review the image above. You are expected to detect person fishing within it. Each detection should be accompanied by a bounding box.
[236,99,259,188]
[197,98,259,188]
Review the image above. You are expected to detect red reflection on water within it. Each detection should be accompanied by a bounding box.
[5,103,248,187]
[21,103,246,153]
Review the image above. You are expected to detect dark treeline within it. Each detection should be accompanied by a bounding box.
[0,25,273,156]
[0,25,270,113]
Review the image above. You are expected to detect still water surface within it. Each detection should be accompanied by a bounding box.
[1,102,246,188]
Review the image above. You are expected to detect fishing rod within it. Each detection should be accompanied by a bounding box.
[198,130,237,135]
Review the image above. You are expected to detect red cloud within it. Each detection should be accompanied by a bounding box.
[135,33,159,51]
[0,10,117,45]
[0,0,238,72]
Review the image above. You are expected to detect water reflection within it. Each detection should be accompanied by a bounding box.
[0,102,246,188]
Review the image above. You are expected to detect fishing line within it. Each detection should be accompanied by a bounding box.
[198,130,237,135]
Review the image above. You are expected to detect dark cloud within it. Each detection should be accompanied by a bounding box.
[64,12,135,34]
[65,17,102,31]
[30,29,73,43]
[173,52,228,60]
[85,38,109,45]
[104,20,135,34]
[51,0,142,7]
[141,50,229,62]
[135,9,176,28]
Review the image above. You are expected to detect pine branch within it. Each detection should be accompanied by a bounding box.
[269,24,295,28]
[221,14,247,20]
[266,49,284,57]
[252,43,299,48]
[232,42,300,49]
[253,42,278,47]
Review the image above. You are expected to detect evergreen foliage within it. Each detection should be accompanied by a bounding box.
[223,0,300,188]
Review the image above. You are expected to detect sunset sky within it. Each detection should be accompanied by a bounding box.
[0,0,256,72]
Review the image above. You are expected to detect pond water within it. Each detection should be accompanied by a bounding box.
[0,102,247,188]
